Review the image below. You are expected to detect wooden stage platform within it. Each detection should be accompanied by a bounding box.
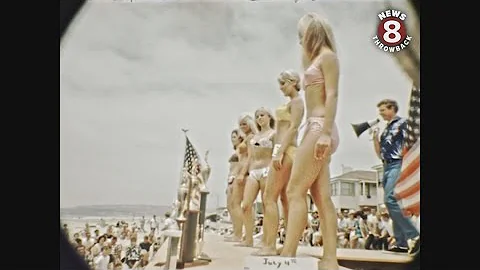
[147,233,413,270]
[299,246,412,270]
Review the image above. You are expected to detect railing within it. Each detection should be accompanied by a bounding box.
[146,229,182,270]
[163,230,182,270]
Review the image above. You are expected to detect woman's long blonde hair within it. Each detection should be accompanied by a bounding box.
[298,13,337,68]
[238,114,258,135]
[278,69,301,91]
[254,107,275,131]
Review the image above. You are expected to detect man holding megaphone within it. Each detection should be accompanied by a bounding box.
[371,99,419,255]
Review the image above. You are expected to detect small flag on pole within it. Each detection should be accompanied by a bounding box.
[394,86,420,215]
[182,134,201,176]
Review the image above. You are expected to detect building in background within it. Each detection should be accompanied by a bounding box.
[371,163,384,207]
[311,165,384,212]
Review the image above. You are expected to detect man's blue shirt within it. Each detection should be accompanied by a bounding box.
[380,116,407,161]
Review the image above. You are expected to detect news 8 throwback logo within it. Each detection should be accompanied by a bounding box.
[372,9,413,53]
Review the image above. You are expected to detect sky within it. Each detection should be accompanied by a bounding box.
[60,0,413,209]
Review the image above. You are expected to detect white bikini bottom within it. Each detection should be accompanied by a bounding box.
[249,167,269,182]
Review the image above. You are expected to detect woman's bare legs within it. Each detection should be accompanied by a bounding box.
[228,179,245,242]
[310,163,339,270]
[257,181,267,248]
[225,185,233,236]
[226,185,233,217]
[280,125,324,257]
[280,187,289,228]
[235,177,260,247]
[253,158,292,256]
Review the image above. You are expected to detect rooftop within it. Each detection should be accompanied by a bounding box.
[331,170,377,182]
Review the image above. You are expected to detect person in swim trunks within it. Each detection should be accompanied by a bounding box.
[252,69,305,256]
[235,108,276,247]
[279,13,340,270]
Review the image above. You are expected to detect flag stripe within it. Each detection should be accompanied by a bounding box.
[395,165,419,193]
[400,200,420,215]
[399,191,420,210]
[396,154,420,185]
[396,179,420,199]
[401,138,419,166]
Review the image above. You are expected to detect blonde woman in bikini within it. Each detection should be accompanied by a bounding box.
[225,115,257,242]
[235,108,276,247]
[225,129,244,238]
[279,13,340,270]
[252,70,304,256]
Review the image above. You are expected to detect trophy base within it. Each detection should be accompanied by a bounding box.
[176,261,184,269]
[176,258,210,269]
[176,217,187,223]
[196,252,212,262]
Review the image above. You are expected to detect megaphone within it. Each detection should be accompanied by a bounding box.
[351,119,380,138]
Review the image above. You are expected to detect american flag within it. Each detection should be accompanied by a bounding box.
[183,135,201,176]
[394,86,420,215]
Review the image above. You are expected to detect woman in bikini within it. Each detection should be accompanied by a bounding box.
[225,114,257,242]
[225,129,244,239]
[253,70,305,256]
[279,13,340,270]
[235,108,276,247]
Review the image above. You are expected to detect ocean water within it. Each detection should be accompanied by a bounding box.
[60,204,174,234]
[61,216,143,232]
[60,205,221,234]
[61,204,172,219]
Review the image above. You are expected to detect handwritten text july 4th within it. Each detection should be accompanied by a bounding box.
[262,258,297,269]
